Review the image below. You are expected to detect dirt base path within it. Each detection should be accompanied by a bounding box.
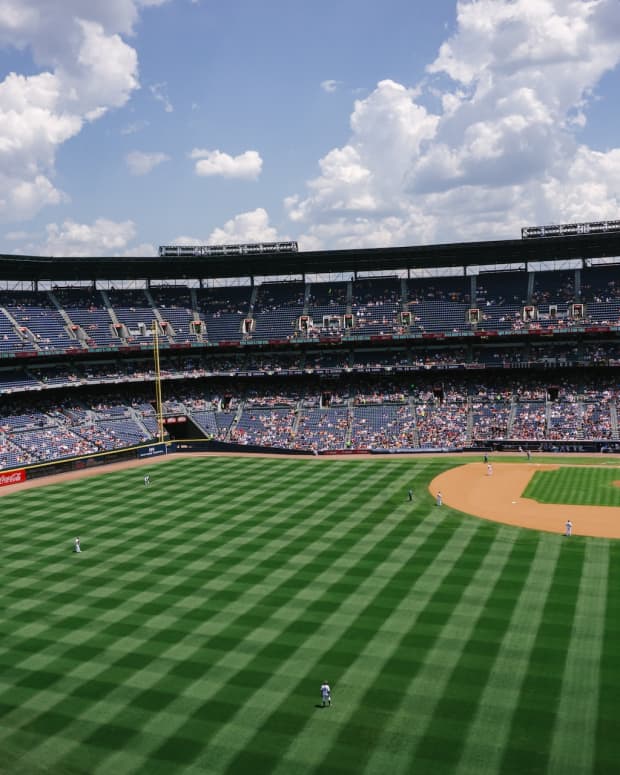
[430,462,620,539]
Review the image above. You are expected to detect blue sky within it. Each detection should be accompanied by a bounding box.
[0,0,619,257]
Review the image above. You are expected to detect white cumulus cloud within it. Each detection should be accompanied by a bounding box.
[23,218,140,257]
[320,79,341,93]
[207,208,280,243]
[125,150,170,175]
[287,0,620,249]
[166,209,284,248]
[149,81,173,113]
[0,0,163,222]
[12,218,157,258]
[190,148,263,180]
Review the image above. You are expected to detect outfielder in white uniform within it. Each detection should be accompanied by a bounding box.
[320,681,331,707]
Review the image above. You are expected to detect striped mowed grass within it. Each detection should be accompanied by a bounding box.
[523,465,620,507]
[0,455,618,775]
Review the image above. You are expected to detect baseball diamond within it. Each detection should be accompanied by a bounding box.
[1,232,620,774]
[0,454,619,775]
[431,461,620,538]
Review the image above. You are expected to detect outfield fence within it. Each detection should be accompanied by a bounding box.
[2,438,311,488]
[2,436,619,491]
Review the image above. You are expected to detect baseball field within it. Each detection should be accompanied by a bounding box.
[0,454,618,774]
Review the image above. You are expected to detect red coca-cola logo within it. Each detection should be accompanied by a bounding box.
[0,469,26,486]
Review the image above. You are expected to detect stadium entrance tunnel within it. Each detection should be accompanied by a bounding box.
[162,415,205,441]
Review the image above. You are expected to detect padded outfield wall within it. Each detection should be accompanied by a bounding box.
[2,434,619,491]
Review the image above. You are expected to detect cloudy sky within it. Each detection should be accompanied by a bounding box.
[0,0,619,257]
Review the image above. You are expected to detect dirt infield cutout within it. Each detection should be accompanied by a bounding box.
[430,462,620,539]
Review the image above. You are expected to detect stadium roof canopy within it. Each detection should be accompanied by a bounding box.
[1,231,620,282]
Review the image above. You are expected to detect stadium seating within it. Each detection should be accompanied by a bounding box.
[150,286,199,344]
[0,371,619,465]
[234,407,297,447]
[350,404,417,449]
[0,267,618,358]
[295,407,349,451]
[0,263,619,465]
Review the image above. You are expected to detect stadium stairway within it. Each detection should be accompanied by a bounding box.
[611,404,619,439]
[144,288,176,345]
[406,394,421,447]
[130,407,152,439]
[400,277,408,307]
[189,288,206,343]
[507,401,517,436]
[248,285,259,317]
[291,400,303,437]
[344,398,354,447]
[226,401,245,441]
[576,401,585,440]
[1,306,40,351]
[466,396,474,443]
[99,289,126,343]
[48,290,89,349]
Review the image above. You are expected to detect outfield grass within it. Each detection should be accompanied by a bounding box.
[523,466,620,506]
[0,456,618,775]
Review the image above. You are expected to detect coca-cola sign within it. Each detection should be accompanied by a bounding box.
[0,469,26,487]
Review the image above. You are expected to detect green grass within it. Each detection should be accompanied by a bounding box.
[523,466,620,506]
[0,455,618,775]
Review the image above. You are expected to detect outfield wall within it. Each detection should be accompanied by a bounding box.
[21,444,156,482]
[173,440,313,456]
[2,439,311,488]
[2,436,618,492]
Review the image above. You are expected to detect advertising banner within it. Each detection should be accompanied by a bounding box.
[0,469,26,487]
[137,444,167,459]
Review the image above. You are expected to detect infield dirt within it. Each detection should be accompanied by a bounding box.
[430,461,620,539]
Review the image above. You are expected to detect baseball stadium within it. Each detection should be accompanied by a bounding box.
[1,222,619,774]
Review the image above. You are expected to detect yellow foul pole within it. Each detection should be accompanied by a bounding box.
[152,320,165,443]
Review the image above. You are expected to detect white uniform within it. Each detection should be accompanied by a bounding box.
[436,492,442,506]
[74,537,81,553]
[320,682,331,707]
[487,464,493,476]
[144,475,150,486]
[565,520,572,537]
